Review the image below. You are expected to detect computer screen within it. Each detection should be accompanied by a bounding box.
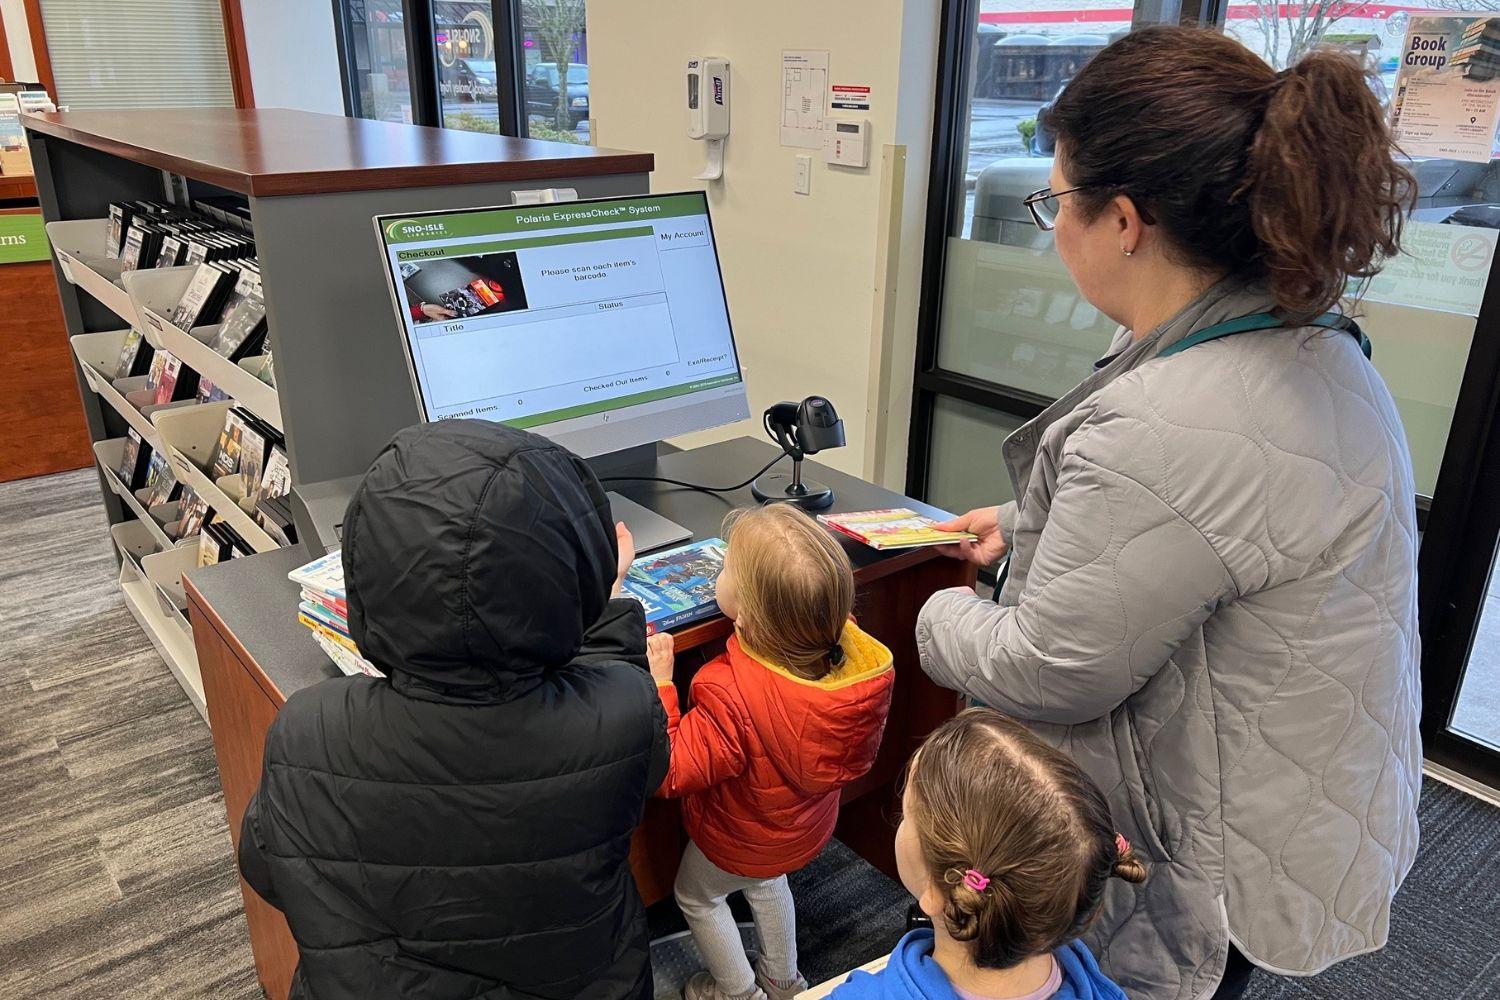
[375,192,748,457]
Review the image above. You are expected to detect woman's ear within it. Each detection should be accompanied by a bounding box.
[1112,193,1147,257]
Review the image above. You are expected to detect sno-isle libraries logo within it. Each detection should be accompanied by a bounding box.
[387,219,450,241]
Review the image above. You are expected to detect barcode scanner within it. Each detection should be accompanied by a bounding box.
[750,396,845,509]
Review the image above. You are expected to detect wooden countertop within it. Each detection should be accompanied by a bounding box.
[22,108,654,197]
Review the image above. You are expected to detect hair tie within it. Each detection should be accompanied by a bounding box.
[828,643,845,666]
[1115,833,1131,858]
[961,869,990,893]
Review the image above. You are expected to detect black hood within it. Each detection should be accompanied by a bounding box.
[342,419,616,700]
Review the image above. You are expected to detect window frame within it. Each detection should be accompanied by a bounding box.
[331,0,528,134]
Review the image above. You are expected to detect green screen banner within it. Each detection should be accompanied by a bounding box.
[0,212,49,264]
[382,194,706,244]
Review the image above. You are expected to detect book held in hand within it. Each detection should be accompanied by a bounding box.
[619,538,726,634]
[818,508,975,551]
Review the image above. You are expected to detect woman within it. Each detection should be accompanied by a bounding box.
[917,27,1421,1000]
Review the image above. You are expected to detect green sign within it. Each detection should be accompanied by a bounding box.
[382,194,706,244]
[0,212,48,265]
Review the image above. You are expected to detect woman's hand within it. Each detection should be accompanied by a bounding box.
[612,522,636,597]
[934,506,1008,566]
[647,632,676,683]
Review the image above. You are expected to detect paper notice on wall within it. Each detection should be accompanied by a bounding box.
[1362,220,1496,316]
[830,84,871,112]
[1390,16,1500,163]
[781,50,829,148]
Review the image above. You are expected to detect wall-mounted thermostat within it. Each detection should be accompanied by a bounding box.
[823,119,870,168]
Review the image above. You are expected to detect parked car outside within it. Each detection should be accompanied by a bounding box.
[526,62,589,127]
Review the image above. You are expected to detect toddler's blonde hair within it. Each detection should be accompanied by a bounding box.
[722,504,854,679]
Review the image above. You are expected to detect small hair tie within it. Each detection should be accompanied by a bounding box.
[961,869,990,893]
[1115,833,1131,858]
[828,643,845,666]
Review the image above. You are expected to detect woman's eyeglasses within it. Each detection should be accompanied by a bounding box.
[1022,185,1093,231]
[1022,184,1152,231]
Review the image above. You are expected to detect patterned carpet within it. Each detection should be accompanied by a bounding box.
[2,469,1498,999]
[0,469,259,999]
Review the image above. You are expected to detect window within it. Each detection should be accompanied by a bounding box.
[37,0,236,111]
[335,0,590,143]
[908,0,1162,519]
[338,0,413,123]
[518,0,589,142]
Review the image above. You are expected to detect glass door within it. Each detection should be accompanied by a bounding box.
[433,0,522,135]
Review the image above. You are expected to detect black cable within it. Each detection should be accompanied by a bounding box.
[599,453,786,496]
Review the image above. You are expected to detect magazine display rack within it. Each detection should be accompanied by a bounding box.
[26,108,653,725]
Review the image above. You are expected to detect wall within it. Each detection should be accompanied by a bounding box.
[242,0,345,114]
[587,1,937,484]
[1,0,37,83]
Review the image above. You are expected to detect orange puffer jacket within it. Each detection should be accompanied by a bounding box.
[655,621,894,878]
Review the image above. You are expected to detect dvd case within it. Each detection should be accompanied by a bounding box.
[618,538,727,633]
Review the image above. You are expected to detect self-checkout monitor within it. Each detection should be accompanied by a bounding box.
[374,192,749,463]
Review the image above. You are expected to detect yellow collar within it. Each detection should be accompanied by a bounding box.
[735,620,893,690]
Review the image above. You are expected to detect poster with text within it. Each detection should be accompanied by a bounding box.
[1390,16,1500,163]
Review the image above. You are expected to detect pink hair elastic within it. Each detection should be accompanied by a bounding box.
[961,869,990,892]
[1115,833,1131,857]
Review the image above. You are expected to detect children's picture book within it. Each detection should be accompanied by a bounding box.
[619,537,726,634]
[818,508,976,551]
[289,549,347,603]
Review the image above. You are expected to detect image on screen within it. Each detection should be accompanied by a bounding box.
[376,193,743,434]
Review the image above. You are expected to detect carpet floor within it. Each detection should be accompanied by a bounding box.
[2,469,1497,999]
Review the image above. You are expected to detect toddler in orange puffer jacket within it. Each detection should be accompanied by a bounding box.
[648,504,896,1000]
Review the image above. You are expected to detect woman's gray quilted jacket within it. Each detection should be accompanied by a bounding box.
[916,279,1422,1000]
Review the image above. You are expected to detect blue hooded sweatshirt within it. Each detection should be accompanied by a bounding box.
[829,930,1128,1000]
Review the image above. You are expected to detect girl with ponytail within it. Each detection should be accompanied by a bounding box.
[830,708,1142,1000]
[921,24,1421,1000]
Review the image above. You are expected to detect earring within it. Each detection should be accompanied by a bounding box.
[1122,247,1134,257]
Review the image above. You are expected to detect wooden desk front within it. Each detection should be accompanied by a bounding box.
[185,438,973,1000]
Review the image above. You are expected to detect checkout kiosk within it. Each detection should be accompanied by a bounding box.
[17,109,976,1000]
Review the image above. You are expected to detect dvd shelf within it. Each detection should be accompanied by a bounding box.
[27,108,654,721]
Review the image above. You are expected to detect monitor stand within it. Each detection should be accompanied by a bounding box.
[607,492,692,554]
[590,442,693,554]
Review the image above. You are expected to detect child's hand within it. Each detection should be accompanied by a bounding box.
[612,522,636,597]
[647,632,675,683]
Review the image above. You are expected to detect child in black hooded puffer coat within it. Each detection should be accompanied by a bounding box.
[238,419,668,1000]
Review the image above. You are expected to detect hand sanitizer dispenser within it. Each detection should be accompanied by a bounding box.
[687,57,729,180]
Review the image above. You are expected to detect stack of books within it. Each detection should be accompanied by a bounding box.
[288,551,382,678]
